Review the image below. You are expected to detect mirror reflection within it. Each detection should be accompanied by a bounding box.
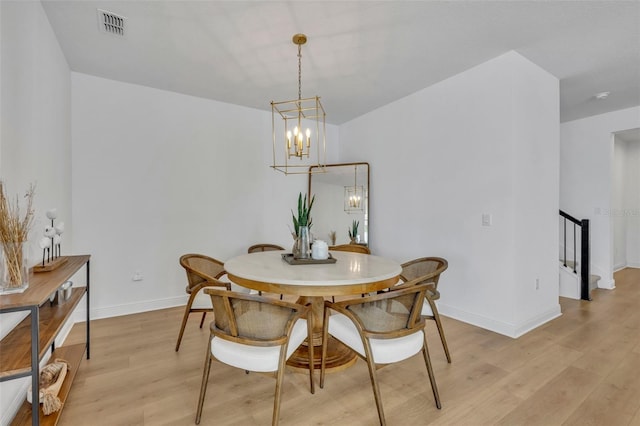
[309,162,369,246]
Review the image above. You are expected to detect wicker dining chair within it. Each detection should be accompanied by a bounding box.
[196,288,314,426]
[175,254,230,352]
[320,283,441,425]
[394,257,451,363]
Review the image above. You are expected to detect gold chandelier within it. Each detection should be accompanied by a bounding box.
[271,34,326,175]
[344,164,364,212]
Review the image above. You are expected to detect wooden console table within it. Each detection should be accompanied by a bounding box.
[0,255,91,426]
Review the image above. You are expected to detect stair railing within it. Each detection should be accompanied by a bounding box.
[559,210,591,301]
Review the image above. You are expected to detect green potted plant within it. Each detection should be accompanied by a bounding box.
[291,193,314,258]
[348,220,359,244]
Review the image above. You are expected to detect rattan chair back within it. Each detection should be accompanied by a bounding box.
[247,243,285,253]
[328,284,427,339]
[180,253,229,293]
[329,244,371,254]
[206,288,306,343]
[399,257,448,290]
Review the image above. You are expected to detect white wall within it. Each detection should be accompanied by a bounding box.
[71,72,339,319]
[339,51,560,337]
[511,53,561,329]
[0,1,73,423]
[560,107,640,287]
[627,141,640,266]
[614,136,640,268]
[613,137,628,269]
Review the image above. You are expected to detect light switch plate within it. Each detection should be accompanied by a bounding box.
[482,213,492,226]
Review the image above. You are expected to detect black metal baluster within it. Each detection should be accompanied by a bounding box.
[573,223,577,273]
[563,218,567,267]
[581,219,591,301]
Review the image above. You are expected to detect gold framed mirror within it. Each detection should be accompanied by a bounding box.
[308,162,370,246]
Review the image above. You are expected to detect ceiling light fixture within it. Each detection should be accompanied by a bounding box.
[345,164,364,213]
[271,34,326,175]
[595,91,610,100]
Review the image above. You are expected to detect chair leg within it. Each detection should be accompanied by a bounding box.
[272,349,289,426]
[426,297,451,363]
[175,290,199,351]
[320,306,331,389]
[195,346,213,424]
[421,332,442,409]
[364,355,386,426]
[199,312,207,328]
[306,315,315,394]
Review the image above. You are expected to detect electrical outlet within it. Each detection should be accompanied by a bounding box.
[133,271,143,282]
[482,213,492,226]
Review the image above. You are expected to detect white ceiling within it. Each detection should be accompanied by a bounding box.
[41,0,640,125]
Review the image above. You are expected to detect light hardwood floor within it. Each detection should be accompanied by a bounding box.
[59,268,640,425]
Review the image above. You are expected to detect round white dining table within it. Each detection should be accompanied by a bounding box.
[225,250,401,371]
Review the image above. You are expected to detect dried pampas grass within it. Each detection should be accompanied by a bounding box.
[0,182,35,288]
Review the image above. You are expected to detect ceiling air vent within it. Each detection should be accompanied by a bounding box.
[97,9,126,36]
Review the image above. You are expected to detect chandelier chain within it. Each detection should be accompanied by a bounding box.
[297,43,302,101]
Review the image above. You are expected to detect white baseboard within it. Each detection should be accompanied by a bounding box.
[73,295,187,322]
[626,262,640,269]
[512,305,562,337]
[438,302,561,339]
[614,262,627,272]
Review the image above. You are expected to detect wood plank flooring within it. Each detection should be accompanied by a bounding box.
[58,268,640,425]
